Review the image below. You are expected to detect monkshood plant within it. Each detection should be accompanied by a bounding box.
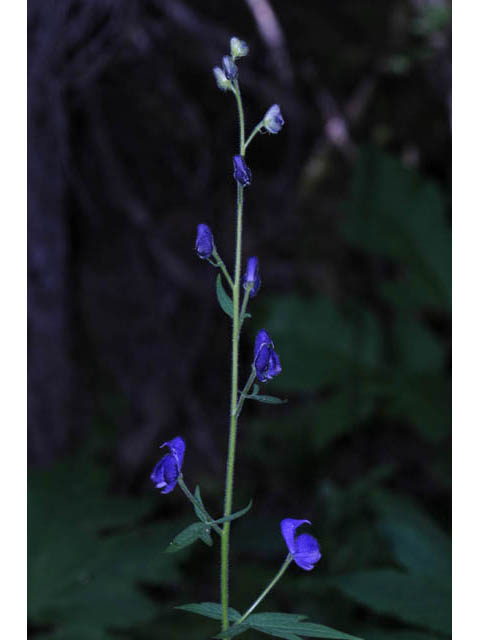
[150,37,362,640]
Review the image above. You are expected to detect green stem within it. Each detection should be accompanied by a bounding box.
[235,555,293,626]
[235,369,257,420]
[212,248,234,290]
[177,477,222,536]
[221,81,246,633]
[244,122,263,151]
[239,284,252,326]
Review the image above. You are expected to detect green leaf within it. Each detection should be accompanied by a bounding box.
[248,613,307,626]
[343,147,451,311]
[214,624,251,638]
[245,394,287,405]
[330,570,451,634]
[28,456,183,637]
[199,526,213,546]
[216,274,234,319]
[210,499,253,525]
[248,613,363,639]
[194,485,208,522]
[371,489,451,584]
[164,522,210,553]
[176,602,241,622]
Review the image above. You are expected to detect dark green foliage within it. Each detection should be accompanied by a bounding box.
[28,456,184,639]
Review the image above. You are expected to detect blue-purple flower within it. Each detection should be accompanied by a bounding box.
[150,436,185,494]
[243,256,261,297]
[222,55,238,81]
[263,104,284,134]
[195,223,214,259]
[233,155,252,187]
[281,518,321,571]
[254,329,282,382]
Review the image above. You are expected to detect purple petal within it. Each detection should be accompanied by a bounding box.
[254,329,271,357]
[293,533,321,570]
[161,436,185,470]
[280,518,311,555]
[150,454,169,488]
[268,350,282,378]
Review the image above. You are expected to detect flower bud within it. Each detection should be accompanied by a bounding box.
[263,104,284,134]
[230,36,249,59]
[243,256,261,297]
[222,55,238,81]
[254,329,282,382]
[213,66,230,91]
[233,155,252,187]
[195,223,214,259]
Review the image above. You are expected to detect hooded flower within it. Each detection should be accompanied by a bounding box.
[263,104,284,134]
[233,155,252,187]
[230,37,249,59]
[280,518,321,571]
[222,55,238,81]
[195,223,214,259]
[254,329,282,382]
[243,256,261,297]
[150,436,185,494]
[213,66,230,91]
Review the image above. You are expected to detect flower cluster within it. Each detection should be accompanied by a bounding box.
[151,34,323,637]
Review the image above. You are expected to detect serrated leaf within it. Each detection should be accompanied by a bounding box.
[247,613,363,640]
[216,274,234,319]
[252,629,302,640]
[164,522,208,553]
[248,613,307,626]
[194,485,208,522]
[176,602,241,622]
[245,394,287,405]
[210,499,253,525]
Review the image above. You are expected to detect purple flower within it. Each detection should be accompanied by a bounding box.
[281,518,321,571]
[195,223,214,259]
[243,256,261,297]
[263,104,284,134]
[233,155,252,187]
[222,55,238,81]
[254,329,282,382]
[150,436,185,494]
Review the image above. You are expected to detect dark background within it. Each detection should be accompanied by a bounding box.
[28,1,451,639]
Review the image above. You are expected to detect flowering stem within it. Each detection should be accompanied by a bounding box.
[177,476,223,535]
[239,285,252,325]
[220,80,247,634]
[234,554,294,626]
[212,248,234,290]
[244,122,263,151]
[235,368,257,419]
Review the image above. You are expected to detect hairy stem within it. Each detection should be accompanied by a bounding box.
[235,555,293,625]
[221,80,246,633]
